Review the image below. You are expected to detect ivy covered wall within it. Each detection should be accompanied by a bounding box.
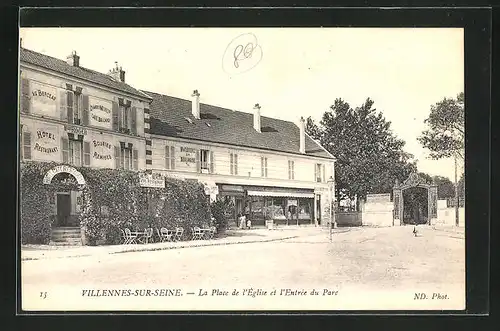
[20,162,212,245]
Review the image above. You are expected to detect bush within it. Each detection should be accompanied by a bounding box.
[210,198,233,233]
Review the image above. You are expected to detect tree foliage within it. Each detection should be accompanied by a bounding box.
[418,93,464,160]
[306,98,416,199]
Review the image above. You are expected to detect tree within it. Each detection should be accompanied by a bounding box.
[418,93,464,160]
[432,175,455,199]
[307,98,417,200]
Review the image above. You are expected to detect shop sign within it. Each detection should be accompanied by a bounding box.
[89,97,112,129]
[287,199,298,206]
[139,173,165,188]
[65,124,87,136]
[43,165,86,185]
[204,185,219,195]
[31,81,57,117]
[180,146,196,163]
[92,140,113,160]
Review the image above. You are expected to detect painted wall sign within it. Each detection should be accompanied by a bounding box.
[64,124,88,136]
[92,140,113,160]
[33,124,59,161]
[88,97,113,129]
[179,146,196,163]
[139,173,165,188]
[43,165,86,185]
[30,81,57,117]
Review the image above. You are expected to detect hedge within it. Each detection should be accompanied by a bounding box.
[20,161,212,245]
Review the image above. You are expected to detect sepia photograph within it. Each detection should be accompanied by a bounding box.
[19,26,466,311]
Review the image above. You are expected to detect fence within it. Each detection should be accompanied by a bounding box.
[335,211,362,227]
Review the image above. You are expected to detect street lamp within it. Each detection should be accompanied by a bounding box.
[327,176,336,242]
[444,130,460,227]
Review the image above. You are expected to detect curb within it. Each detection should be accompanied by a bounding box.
[21,235,300,261]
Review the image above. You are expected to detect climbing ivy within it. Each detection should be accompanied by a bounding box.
[20,162,212,245]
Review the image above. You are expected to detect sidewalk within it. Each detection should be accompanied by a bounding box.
[21,227,323,261]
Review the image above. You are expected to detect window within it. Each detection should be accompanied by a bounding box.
[261,157,268,177]
[201,149,210,171]
[288,160,295,180]
[21,129,32,161]
[230,153,238,175]
[315,163,325,183]
[165,145,175,170]
[72,92,83,125]
[69,139,83,166]
[119,104,131,133]
[115,144,139,170]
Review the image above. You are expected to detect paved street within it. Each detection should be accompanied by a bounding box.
[21,226,465,310]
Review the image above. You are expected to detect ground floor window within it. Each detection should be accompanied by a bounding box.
[246,196,314,225]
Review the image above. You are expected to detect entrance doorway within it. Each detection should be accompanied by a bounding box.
[56,193,71,227]
[316,195,322,225]
[402,187,428,225]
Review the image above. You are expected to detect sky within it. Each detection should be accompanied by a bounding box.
[19,27,464,181]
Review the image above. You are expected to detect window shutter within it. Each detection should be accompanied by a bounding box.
[196,150,200,173]
[165,145,170,170]
[59,90,67,121]
[114,145,121,169]
[130,107,137,135]
[112,101,119,131]
[132,149,138,170]
[210,151,214,174]
[261,157,264,177]
[292,161,295,179]
[170,146,175,170]
[322,164,326,182]
[22,131,32,160]
[83,141,91,166]
[234,154,238,175]
[66,91,74,123]
[61,137,69,164]
[20,78,31,114]
[265,158,268,177]
[82,95,89,126]
[230,153,233,175]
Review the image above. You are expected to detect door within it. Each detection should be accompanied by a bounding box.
[316,195,322,225]
[56,193,71,227]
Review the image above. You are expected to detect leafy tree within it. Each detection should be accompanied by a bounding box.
[432,175,455,199]
[418,93,464,160]
[307,98,417,200]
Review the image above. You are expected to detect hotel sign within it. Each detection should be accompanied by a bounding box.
[64,124,88,136]
[43,165,86,185]
[139,173,165,188]
[31,81,57,117]
[33,123,59,161]
[88,97,113,129]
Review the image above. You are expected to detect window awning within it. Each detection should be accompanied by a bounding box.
[247,190,315,198]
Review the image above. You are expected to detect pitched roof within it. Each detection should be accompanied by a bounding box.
[20,47,151,100]
[143,90,334,159]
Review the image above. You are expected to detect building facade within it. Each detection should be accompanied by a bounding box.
[144,91,336,227]
[19,47,151,228]
[19,46,336,234]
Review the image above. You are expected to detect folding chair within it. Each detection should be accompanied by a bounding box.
[161,228,174,242]
[124,228,137,244]
[139,228,153,244]
[208,226,216,240]
[192,227,203,240]
[174,227,184,241]
[120,229,128,244]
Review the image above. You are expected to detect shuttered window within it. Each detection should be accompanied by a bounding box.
[165,146,175,170]
[83,141,91,166]
[288,160,295,180]
[132,149,138,171]
[315,163,324,183]
[20,78,31,114]
[22,131,32,160]
[230,153,238,175]
[261,157,268,178]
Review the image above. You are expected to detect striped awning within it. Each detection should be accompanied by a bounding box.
[247,190,314,198]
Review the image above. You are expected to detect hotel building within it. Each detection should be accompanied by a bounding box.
[19,45,336,233]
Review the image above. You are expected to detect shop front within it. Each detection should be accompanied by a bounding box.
[218,184,316,227]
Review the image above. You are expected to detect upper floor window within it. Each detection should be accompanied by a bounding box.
[21,128,32,161]
[72,91,83,125]
[61,135,91,167]
[288,160,295,180]
[112,99,137,135]
[315,163,325,183]
[199,149,214,173]
[165,145,175,170]
[261,157,268,178]
[230,153,238,175]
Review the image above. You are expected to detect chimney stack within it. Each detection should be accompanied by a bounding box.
[66,50,80,67]
[191,90,200,119]
[299,116,306,154]
[253,103,261,132]
[108,61,126,82]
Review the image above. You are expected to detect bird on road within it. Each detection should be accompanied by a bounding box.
[413,225,418,237]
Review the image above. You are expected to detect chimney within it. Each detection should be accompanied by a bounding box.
[253,103,261,132]
[66,50,80,67]
[191,90,200,119]
[108,62,126,82]
[299,116,306,153]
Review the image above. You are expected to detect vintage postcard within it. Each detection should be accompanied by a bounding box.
[19,27,465,311]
